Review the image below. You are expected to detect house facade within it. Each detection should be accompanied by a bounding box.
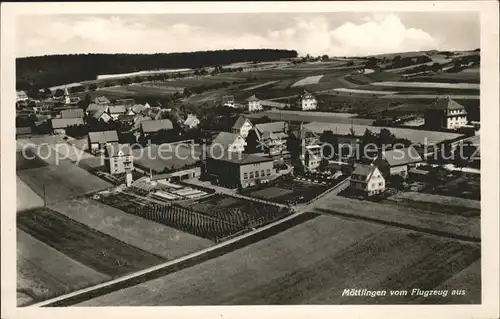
[251,122,291,164]
[290,126,322,171]
[231,116,254,138]
[108,105,127,120]
[210,132,247,153]
[204,152,275,189]
[104,143,134,175]
[296,90,317,111]
[245,95,263,112]
[184,114,200,129]
[349,164,386,196]
[424,96,468,130]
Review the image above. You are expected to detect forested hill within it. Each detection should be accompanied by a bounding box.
[16,49,298,90]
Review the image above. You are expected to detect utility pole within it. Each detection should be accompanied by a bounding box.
[43,184,46,207]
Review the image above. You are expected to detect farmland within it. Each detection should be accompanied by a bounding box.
[17,177,44,212]
[17,208,166,277]
[291,75,324,87]
[95,191,290,242]
[17,230,110,306]
[16,161,112,205]
[372,81,479,90]
[49,196,213,260]
[246,109,374,125]
[79,214,480,306]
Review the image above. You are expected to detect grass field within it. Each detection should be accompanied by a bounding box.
[79,214,480,306]
[16,150,49,171]
[49,197,213,260]
[407,71,479,84]
[313,195,480,240]
[17,230,110,306]
[242,80,280,91]
[16,161,112,204]
[17,208,166,277]
[246,179,329,204]
[387,192,480,211]
[246,109,374,125]
[372,81,479,90]
[133,144,201,173]
[291,75,324,87]
[304,122,464,145]
[17,176,44,212]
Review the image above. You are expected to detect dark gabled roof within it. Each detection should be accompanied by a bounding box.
[428,96,466,111]
[207,150,273,165]
[117,114,135,121]
[115,98,135,106]
[108,104,127,114]
[51,118,84,129]
[141,119,174,133]
[292,126,319,140]
[254,121,287,134]
[86,103,108,114]
[351,164,377,180]
[60,108,84,119]
[210,132,242,149]
[380,146,423,167]
[88,130,119,144]
[298,90,315,100]
[245,95,260,102]
[105,143,133,157]
[93,108,108,120]
[94,96,111,105]
[232,116,252,130]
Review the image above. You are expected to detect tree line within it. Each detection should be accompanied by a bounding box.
[16,49,298,91]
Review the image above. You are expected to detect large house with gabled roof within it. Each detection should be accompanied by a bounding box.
[245,95,263,112]
[424,96,468,130]
[349,164,386,196]
[231,116,254,138]
[373,146,424,178]
[296,90,317,111]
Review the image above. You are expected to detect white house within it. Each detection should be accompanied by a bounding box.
[245,95,263,112]
[231,116,254,138]
[210,132,247,153]
[296,90,317,110]
[349,164,386,196]
[184,114,200,129]
[16,91,29,102]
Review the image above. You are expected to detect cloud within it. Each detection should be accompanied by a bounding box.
[17,13,445,57]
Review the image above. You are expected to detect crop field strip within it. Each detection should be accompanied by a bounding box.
[49,197,214,260]
[36,212,321,307]
[17,176,44,212]
[17,230,111,306]
[246,180,329,204]
[78,215,479,306]
[17,208,166,277]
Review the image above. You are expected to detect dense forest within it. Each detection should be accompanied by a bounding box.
[16,49,298,90]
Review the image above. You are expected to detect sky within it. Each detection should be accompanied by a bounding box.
[16,12,480,58]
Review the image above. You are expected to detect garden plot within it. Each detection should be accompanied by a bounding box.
[181,194,290,228]
[291,75,324,87]
[49,197,213,260]
[95,192,250,242]
[17,208,166,277]
[17,230,110,306]
[80,215,480,306]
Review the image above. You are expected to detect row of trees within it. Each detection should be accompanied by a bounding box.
[17,49,297,91]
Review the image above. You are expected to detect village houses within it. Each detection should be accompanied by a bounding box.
[183,114,200,129]
[51,118,84,134]
[210,132,247,153]
[290,126,322,171]
[249,121,291,164]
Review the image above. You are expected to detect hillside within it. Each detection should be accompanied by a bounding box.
[16,49,298,90]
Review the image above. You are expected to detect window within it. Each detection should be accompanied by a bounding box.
[255,171,260,178]
[249,172,254,178]
[266,169,271,176]
[244,173,248,179]
[261,170,265,177]
[378,182,383,186]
